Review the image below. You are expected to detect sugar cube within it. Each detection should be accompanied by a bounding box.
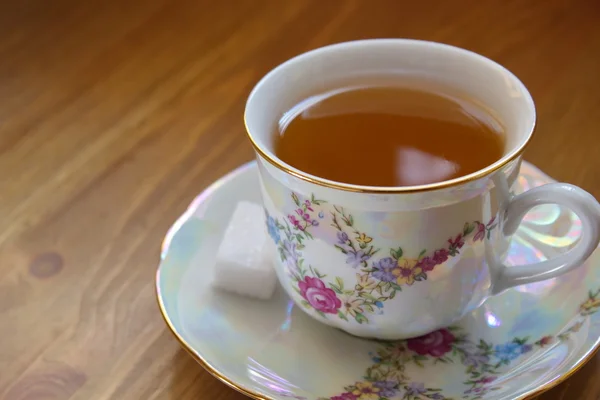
[212,201,277,300]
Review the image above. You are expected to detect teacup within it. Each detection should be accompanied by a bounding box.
[244,39,600,340]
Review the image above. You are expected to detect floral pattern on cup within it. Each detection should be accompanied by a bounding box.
[319,289,600,400]
[265,192,498,324]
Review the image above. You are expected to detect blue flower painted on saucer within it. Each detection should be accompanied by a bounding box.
[322,291,599,400]
[494,341,532,363]
[157,160,600,400]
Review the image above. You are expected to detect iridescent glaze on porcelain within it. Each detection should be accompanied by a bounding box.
[265,188,498,328]
[246,40,600,339]
[156,161,600,400]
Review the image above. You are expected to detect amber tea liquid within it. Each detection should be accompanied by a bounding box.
[274,85,505,187]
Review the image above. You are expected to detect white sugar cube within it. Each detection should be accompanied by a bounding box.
[212,201,276,300]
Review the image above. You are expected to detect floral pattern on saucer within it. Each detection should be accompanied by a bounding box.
[322,289,600,400]
[157,160,600,400]
[266,192,497,325]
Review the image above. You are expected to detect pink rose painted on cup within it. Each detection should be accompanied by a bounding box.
[298,276,341,314]
[407,328,456,357]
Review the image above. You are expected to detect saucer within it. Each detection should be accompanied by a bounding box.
[156,161,600,400]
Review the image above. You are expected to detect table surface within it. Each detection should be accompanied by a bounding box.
[1,0,599,399]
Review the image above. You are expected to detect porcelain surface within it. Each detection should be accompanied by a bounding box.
[247,40,600,339]
[157,161,600,400]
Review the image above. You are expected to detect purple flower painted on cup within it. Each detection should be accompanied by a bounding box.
[283,240,299,261]
[372,257,398,282]
[374,381,397,397]
[302,212,311,221]
[337,231,349,244]
[311,220,319,226]
[346,250,370,268]
[406,382,426,396]
[473,222,486,242]
[298,276,341,314]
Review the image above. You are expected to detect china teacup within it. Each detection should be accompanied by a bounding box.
[244,39,600,340]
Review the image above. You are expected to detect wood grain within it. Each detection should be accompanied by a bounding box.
[1,0,599,399]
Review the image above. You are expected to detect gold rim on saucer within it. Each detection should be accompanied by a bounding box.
[156,253,600,400]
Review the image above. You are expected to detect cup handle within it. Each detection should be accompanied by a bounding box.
[491,183,600,295]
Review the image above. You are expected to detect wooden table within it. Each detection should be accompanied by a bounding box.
[1,0,599,399]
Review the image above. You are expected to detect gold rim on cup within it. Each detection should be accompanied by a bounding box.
[243,39,537,194]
